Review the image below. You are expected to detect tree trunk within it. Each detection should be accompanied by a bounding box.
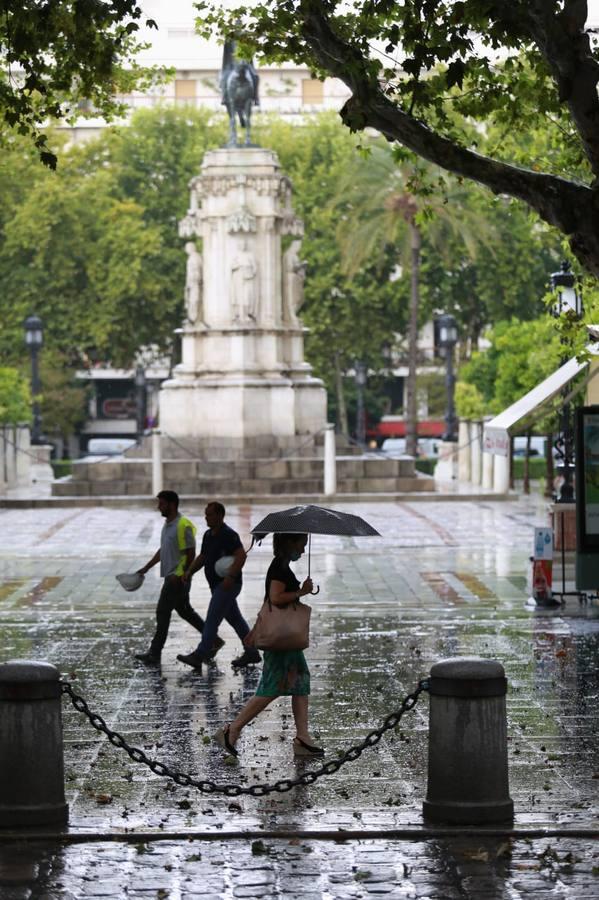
[301,7,599,276]
[545,432,555,499]
[405,222,421,457]
[334,351,349,439]
[523,431,531,495]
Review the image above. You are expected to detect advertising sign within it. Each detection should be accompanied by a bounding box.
[533,527,553,560]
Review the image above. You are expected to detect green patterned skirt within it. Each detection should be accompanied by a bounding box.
[255,649,310,697]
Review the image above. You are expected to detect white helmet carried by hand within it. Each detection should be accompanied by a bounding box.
[214,556,235,578]
[116,572,145,592]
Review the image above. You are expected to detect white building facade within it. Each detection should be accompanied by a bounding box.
[64,0,351,143]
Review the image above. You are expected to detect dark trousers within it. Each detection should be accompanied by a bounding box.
[194,581,248,655]
[149,576,205,656]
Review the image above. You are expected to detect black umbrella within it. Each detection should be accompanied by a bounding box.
[250,505,380,593]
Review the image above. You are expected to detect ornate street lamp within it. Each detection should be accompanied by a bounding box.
[23,315,44,444]
[134,365,147,443]
[354,360,367,447]
[550,261,583,503]
[550,261,583,318]
[437,313,458,442]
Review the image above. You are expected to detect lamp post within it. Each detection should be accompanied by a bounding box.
[24,315,44,445]
[437,313,458,442]
[134,365,146,444]
[550,261,582,503]
[354,360,367,447]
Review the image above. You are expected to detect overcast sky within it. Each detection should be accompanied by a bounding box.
[135,1,599,66]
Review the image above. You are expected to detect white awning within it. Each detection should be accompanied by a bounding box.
[483,356,588,456]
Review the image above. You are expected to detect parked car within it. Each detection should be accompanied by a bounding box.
[381,437,440,458]
[85,438,137,457]
[512,436,559,459]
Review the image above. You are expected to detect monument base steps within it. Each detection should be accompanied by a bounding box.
[52,454,434,498]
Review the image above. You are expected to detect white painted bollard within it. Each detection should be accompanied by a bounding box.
[482,450,494,490]
[151,430,163,496]
[470,421,482,486]
[0,660,68,826]
[458,420,471,483]
[324,423,336,496]
[423,657,513,824]
[493,453,510,494]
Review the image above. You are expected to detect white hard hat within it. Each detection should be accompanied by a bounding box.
[214,556,235,578]
[116,572,145,592]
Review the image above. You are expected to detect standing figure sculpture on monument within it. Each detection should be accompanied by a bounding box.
[282,240,306,327]
[184,242,203,325]
[230,239,258,322]
[220,38,260,147]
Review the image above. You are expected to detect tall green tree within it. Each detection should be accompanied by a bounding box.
[333,140,494,453]
[0,1,163,168]
[0,108,227,367]
[197,1,599,280]
[0,367,30,424]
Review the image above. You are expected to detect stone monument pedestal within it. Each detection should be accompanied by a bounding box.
[159,147,327,453]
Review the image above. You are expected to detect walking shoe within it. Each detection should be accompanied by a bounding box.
[204,635,226,661]
[214,725,239,758]
[293,737,325,757]
[134,651,161,665]
[177,651,209,669]
[231,648,261,668]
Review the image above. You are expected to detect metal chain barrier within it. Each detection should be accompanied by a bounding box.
[60,678,429,797]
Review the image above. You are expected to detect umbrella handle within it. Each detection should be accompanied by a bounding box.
[309,585,320,595]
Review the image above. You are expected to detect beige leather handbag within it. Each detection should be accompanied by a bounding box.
[244,597,311,651]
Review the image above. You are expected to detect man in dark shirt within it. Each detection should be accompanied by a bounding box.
[177,501,260,669]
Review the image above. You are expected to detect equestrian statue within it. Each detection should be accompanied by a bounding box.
[220,38,260,147]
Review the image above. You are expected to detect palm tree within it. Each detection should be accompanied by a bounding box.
[335,141,494,456]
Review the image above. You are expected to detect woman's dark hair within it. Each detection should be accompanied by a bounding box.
[273,532,307,558]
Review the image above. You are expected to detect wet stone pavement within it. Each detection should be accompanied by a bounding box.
[0,497,598,898]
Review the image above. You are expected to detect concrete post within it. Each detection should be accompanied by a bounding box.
[0,660,69,826]
[457,420,471,483]
[16,425,31,486]
[423,657,513,824]
[493,453,510,494]
[482,451,494,490]
[323,423,336,496]
[470,421,482,486]
[151,430,163,496]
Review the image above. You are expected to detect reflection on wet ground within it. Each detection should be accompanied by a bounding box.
[0,497,598,897]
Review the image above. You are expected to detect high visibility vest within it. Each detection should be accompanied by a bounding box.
[175,515,197,576]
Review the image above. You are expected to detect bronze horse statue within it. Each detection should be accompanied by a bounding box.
[220,39,260,147]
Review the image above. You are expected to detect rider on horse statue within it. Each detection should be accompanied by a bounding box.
[220,39,260,147]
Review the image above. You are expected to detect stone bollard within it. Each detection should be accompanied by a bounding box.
[423,657,513,824]
[0,660,69,827]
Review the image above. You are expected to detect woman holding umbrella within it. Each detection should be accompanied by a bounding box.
[214,531,324,758]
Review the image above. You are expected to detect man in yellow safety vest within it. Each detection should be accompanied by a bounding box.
[134,490,224,664]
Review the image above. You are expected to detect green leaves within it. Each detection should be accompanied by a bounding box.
[0,108,227,368]
[0,0,164,166]
[0,368,31,425]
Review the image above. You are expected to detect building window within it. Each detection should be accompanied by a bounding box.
[302,79,324,105]
[175,80,196,103]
